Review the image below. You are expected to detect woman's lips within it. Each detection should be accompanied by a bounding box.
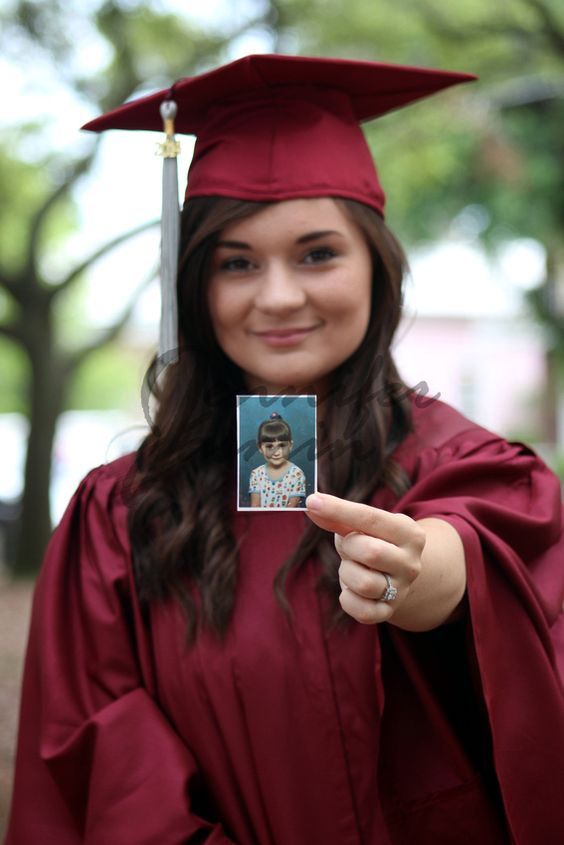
[252,325,319,347]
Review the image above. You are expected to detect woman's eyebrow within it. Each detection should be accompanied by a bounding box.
[296,230,343,244]
[216,239,252,249]
[217,230,344,250]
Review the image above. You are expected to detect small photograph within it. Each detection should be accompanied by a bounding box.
[237,395,317,511]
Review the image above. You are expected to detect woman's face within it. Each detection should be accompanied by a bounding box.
[207,197,373,394]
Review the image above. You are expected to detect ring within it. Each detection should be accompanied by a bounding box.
[379,573,398,602]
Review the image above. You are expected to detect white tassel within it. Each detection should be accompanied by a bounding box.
[158,100,181,364]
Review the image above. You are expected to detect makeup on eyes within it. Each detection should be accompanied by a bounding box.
[214,232,343,275]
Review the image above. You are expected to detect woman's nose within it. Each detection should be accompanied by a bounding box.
[254,263,307,313]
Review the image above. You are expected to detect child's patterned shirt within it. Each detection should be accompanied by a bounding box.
[249,462,306,508]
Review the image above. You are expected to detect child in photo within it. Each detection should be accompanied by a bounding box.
[249,413,306,508]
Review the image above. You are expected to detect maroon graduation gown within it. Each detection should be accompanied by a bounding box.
[5,399,564,844]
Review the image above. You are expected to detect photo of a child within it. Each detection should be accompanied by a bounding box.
[249,413,306,508]
[237,395,316,511]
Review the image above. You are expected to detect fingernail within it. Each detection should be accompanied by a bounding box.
[306,494,323,511]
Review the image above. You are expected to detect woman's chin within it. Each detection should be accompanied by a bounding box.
[244,375,320,395]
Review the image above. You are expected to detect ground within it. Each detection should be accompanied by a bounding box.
[0,578,34,838]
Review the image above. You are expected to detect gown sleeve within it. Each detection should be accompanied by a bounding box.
[386,425,564,843]
[5,460,236,845]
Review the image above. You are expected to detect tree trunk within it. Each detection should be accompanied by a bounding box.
[13,310,65,577]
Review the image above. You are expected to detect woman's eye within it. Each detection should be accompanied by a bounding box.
[220,256,253,272]
[303,247,337,265]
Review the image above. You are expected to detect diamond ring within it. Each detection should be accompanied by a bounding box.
[380,573,398,602]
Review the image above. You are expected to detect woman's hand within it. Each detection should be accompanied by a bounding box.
[305,493,466,631]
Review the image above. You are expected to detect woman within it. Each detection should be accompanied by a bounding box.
[6,55,564,844]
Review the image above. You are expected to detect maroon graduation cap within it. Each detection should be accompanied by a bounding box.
[82,54,475,361]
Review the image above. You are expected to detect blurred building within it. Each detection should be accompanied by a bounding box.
[394,238,556,446]
[395,314,547,441]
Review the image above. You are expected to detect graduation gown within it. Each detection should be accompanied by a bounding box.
[5,399,564,844]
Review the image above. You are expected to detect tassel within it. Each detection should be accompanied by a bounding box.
[157,99,181,364]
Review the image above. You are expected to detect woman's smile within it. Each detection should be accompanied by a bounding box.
[251,324,322,347]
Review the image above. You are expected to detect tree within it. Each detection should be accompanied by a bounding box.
[401,0,564,446]
[0,0,273,575]
[265,0,564,443]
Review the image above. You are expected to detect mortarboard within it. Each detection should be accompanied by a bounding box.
[82,54,476,362]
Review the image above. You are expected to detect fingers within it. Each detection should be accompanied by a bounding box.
[305,493,427,626]
[335,532,422,583]
[339,557,396,601]
[306,493,423,546]
[338,555,402,625]
[334,529,423,626]
[336,535,409,621]
[335,532,398,572]
[338,583,395,625]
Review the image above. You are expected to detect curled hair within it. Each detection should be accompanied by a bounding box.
[127,196,412,641]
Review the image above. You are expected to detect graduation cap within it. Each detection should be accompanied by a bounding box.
[82,54,476,362]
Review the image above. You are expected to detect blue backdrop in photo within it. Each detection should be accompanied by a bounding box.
[238,395,317,507]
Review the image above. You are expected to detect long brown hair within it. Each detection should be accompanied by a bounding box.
[127,196,412,640]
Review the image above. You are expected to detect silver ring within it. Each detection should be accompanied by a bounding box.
[380,573,398,602]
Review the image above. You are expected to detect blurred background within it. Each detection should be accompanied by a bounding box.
[1,0,563,832]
